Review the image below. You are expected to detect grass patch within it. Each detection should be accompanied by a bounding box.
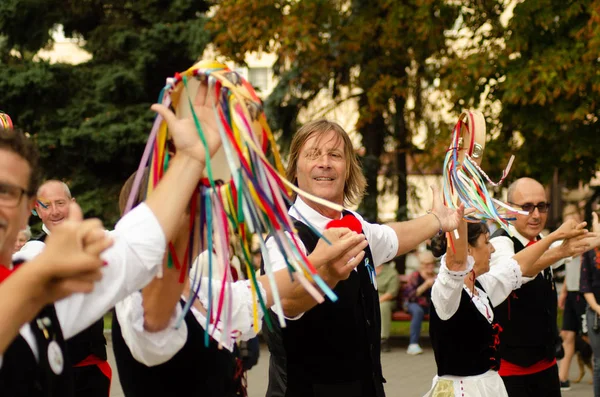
[390,320,429,337]
[103,312,113,331]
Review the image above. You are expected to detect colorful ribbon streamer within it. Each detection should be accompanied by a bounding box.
[442,111,526,233]
[126,60,341,348]
[0,112,13,130]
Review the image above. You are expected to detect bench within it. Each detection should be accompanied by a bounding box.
[391,274,430,322]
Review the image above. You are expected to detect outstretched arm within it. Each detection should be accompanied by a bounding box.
[0,203,111,355]
[386,186,471,256]
[516,220,588,277]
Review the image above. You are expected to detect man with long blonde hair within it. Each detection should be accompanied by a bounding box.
[263,119,467,397]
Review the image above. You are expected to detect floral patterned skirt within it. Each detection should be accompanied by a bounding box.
[423,370,508,397]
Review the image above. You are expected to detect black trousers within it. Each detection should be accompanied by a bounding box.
[501,364,561,397]
[72,364,110,397]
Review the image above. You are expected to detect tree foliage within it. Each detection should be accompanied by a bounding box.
[0,0,212,227]
[210,0,459,222]
[441,0,600,187]
[2,0,599,231]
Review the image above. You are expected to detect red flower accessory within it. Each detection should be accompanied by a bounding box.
[326,214,363,234]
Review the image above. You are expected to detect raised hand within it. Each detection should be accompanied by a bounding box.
[429,185,475,233]
[33,202,113,304]
[558,220,592,258]
[579,212,600,250]
[151,81,222,165]
[310,228,369,286]
[553,219,587,240]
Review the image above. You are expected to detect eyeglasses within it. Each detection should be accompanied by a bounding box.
[0,182,32,208]
[509,201,551,214]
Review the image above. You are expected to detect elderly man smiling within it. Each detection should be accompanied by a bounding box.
[34,181,75,239]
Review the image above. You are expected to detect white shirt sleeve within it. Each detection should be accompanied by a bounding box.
[476,258,523,307]
[353,213,398,266]
[264,234,308,320]
[431,255,474,321]
[549,240,566,269]
[191,278,264,348]
[264,232,306,273]
[56,203,167,339]
[489,236,515,269]
[115,292,188,366]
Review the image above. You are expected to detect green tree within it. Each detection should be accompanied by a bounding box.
[0,0,212,227]
[441,0,600,188]
[209,0,459,222]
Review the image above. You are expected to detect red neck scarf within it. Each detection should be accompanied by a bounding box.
[0,265,12,283]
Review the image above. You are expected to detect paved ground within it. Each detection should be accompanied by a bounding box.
[107,334,594,396]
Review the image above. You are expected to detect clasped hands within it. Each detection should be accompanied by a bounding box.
[27,202,113,305]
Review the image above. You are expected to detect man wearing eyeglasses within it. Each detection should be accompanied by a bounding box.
[489,177,591,397]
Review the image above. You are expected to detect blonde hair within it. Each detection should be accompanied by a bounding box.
[286,119,366,206]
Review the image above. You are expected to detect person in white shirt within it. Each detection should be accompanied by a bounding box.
[426,217,585,397]
[22,179,111,397]
[262,119,469,397]
[0,201,110,356]
[489,178,593,396]
[0,81,227,396]
[112,163,369,397]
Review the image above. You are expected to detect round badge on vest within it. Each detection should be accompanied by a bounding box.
[47,340,64,375]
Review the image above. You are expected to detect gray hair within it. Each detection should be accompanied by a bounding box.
[20,225,32,240]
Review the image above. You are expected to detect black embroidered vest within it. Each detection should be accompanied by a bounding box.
[0,304,74,397]
[430,282,501,376]
[491,229,558,366]
[264,218,385,397]
[66,319,107,365]
[112,302,241,397]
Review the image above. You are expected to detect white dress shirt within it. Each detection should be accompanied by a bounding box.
[431,255,523,323]
[2,203,166,367]
[490,225,564,284]
[115,277,264,366]
[265,196,399,318]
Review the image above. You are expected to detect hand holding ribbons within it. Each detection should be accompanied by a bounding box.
[310,227,369,288]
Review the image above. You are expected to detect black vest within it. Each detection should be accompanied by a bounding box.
[491,229,558,366]
[112,302,241,397]
[264,218,385,397]
[33,231,107,366]
[0,304,74,397]
[430,282,501,377]
[66,318,107,364]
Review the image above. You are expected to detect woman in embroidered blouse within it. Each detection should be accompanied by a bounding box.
[425,218,585,397]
